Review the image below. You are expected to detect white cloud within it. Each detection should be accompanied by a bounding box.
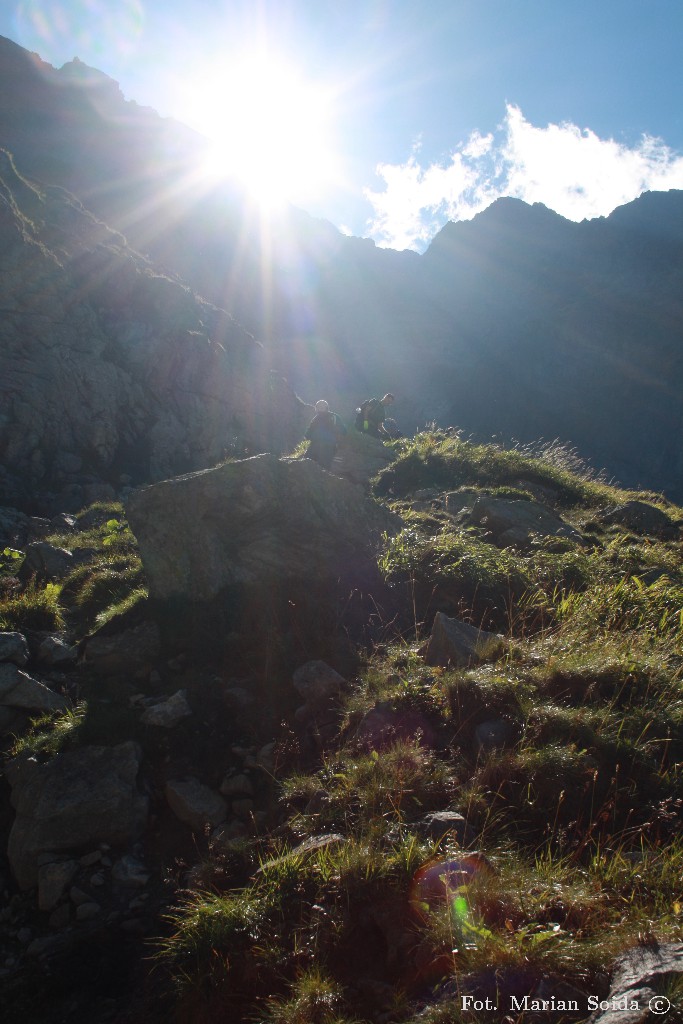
[364,104,683,250]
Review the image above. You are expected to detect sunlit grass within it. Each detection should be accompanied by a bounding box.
[0,581,65,631]
[9,703,86,758]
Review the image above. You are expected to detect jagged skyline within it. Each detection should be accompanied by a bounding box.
[1,0,683,250]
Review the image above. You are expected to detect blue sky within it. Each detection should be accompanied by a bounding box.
[1,0,683,250]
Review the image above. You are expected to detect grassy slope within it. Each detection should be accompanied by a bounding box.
[2,436,682,1023]
[154,434,682,1024]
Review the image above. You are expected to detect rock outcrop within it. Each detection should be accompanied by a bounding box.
[6,740,148,889]
[0,663,68,716]
[598,500,681,539]
[127,453,399,653]
[589,942,683,1024]
[469,495,585,548]
[422,611,507,668]
[0,148,309,510]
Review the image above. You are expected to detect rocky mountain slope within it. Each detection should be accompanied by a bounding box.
[0,431,681,1023]
[0,147,308,511]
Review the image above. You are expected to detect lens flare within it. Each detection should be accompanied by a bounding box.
[410,852,494,949]
[16,0,144,63]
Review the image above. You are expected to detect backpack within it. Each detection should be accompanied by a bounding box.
[354,398,380,432]
[308,410,337,445]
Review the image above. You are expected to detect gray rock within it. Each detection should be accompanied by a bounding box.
[219,773,254,798]
[140,689,192,728]
[82,482,116,506]
[0,631,29,666]
[419,811,470,844]
[165,778,227,831]
[69,886,91,906]
[0,506,28,547]
[26,932,73,958]
[598,500,680,539]
[257,742,277,773]
[0,152,309,499]
[0,706,28,735]
[0,663,68,714]
[332,431,396,486]
[469,495,584,548]
[293,660,347,707]
[444,489,481,513]
[18,542,74,582]
[422,612,507,668]
[589,942,683,1023]
[6,740,148,889]
[37,859,78,911]
[126,455,399,642]
[50,511,79,531]
[221,685,254,710]
[36,635,78,667]
[76,901,101,921]
[79,850,102,867]
[82,621,160,676]
[112,854,150,887]
[354,702,435,749]
[48,903,71,929]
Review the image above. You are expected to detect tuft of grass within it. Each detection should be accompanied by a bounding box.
[0,581,65,631]
[93,584,148,631]
[379,525,531,632]
[557,574,683,643]
[9,703,86,758]
[261,968,353,1024]
[60,554,145,633]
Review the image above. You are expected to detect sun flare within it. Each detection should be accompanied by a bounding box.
[189,55,340,209]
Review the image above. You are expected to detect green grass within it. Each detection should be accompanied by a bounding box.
[9,703,86,758]
[0,581,65,631]
[4,437,682,1023]
[47,502,147,634]
[374,431,625,507]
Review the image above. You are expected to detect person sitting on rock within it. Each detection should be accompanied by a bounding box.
[304,400,346,470]
[355,393,395,438]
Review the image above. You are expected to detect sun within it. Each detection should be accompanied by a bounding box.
[188,55,340,209]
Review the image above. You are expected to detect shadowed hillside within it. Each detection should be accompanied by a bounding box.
[0,147,308,511]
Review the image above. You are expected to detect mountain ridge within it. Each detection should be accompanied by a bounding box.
[0,34,681,501]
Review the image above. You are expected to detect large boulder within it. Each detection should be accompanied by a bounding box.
[126,454,399,651]
[165,778,228,831]
[81,621,161,676]
[6,740,148,889]
[598,500,680,539]
[589,942,683,1024]
[17,541,74,583]
[422,612,507,668]
[0,631,30,666]
[469,496,584,548]
[0,663,68,715]
[0,506,28,546]
[333,432,395,487]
